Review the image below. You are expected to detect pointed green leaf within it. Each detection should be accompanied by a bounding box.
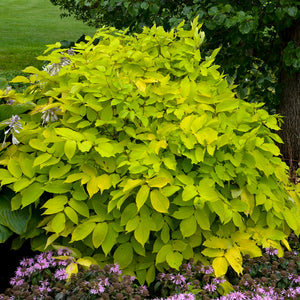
[194,207,211,230]
[55,128,84,142]
[213,257,228,277]
[49,164,72,180]
[64,206,78,224]
[33,153,52,167]
[7,160,22,178]
[113,242,133,269]
[71,222,96,242]
[150,189,169,213]
[21,182,44,207]
[136,185,150,211]
[97,174,112,193]
[68,199,89,217]
[51,212,66,234]
[180,215,197,238]
[134,220,150,247]
[146,264,156,285]
[64,140,77,160]
[92,222,108,248]
[102,224,118,255]
[166,251,183,270]
[156,244,173,264]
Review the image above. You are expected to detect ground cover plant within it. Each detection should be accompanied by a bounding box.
[0,18,299,287]
[0,236,300,299]
[0,0,95,84]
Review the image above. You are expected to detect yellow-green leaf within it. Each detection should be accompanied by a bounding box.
[55,127,84,142]
[33,153,52,167]
[123,179,144,193]
[241,187,255,215]
[224,247,243,274]
[194,207,211,230]
[136,185,150,211]
[64,140,77,160]
[10,76,30,83]
[51,212,66,234]
[92,222,108,248]
[146,264,156,285]
[147,176,170,188]
[13,178,34,192]
[150,189,169,213]
[64,206,78,224]
[65,262,78,280]
[134,221,150,247]
[86,177,99,198]
[212,256,228,277]
[166,251,183,270]
[203,237,232,249]
[7,160,22,178]
[97,174,112,193]
[71,222,96,242]
[201,248,224,257]
[113,242,133,269]
[180,215,197,238]
[21,182,44,207]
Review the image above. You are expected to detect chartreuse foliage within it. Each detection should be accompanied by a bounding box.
[0,19,299,284]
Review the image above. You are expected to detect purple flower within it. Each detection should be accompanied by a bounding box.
[292,275,300,284]
[20,258,34,267]
[109,263,122,274]
[54,269,67,280]
[286,287,296,297]
[57,259,69,266]
[213,277,226,284]
[203,283,217,293]
[57,248,71,256]
[171,274,186,285]
[90,288,99,294]
[164,294,195,300]
[201,265,214,275]
[10,277,24,286]
[220,291,248,299]
[295,286,300,294]
[15,267,25,278]
[38,280,52,293]
[265,247,278,256]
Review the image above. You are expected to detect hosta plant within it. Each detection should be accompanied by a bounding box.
[0,85,34,244]
[0,18,299,284]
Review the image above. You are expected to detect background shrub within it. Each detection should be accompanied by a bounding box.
[0,19,299,284]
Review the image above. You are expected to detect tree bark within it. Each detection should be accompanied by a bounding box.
[278,22,300,171]
[278,70,300,167]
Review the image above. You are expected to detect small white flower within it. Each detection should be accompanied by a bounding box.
[2,115,22,147]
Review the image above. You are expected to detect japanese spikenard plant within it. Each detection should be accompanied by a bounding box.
[0,18,299,285]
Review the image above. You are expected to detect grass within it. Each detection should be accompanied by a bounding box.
[0,0,96,81]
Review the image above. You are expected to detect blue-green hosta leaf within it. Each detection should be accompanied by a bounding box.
[0,224,13,243]
[0,190,31,234]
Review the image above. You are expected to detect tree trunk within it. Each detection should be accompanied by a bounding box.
[278,21,300,174]
[278,70,300,167]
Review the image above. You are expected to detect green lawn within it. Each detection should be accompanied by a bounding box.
[0,0,96,80]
